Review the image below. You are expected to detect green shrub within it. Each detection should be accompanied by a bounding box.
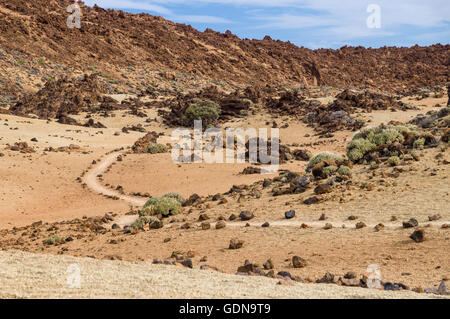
[44,235,61,245]
[143,195,182,217]
[387,156,400,166]
[337,166,352,176]
[181,99,221,127]
[147,143,169,154]
[131,216,162,230]
[413,138,425,150]
[162,192,185,205]
[322,165,338,177]
[307,152,345,169]
[347,139,376,162]
[347,125,416,162]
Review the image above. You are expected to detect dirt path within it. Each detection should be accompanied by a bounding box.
[84,151,449,229]
[1,250,446,299]
[82,151,147,207]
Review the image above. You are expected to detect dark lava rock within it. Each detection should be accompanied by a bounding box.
[239,210,254,221]
[410,229,425,243]
[285,210,296,219]
[304,196,319,205]
[277,271,293,279]
[403,218,419,228]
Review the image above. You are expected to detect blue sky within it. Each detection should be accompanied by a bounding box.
[84,0,450,49]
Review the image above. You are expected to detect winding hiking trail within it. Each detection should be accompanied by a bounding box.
[83,151,449,229]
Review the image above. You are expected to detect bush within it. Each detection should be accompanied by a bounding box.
[347,125,416,163]
[131,216,162,230]
[143,194,182,217]
[413,138,425,150]
[337,166,352,176]
[44,235,61,245]
[387,156,400,166]
[147,143,168,154]
[322,165,338,177]
[181,99,221,127]
[162,192,185,205]
[307,152,345,169]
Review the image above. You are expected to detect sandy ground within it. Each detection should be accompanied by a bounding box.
[0,93,448,297]
[1,250,446,299]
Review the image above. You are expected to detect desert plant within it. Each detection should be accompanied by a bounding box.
[387,156,400,166]
[44,235,61,245]
[181,99,221,127]
[307,152,344,169]
[130,216,162,230]
[347,125,417,163]
[162,192,185,205]
[143,194,182,217]
[147,143,169,154]
[413,138,425,150]
[337,166,352,176]
[322,165,338,177]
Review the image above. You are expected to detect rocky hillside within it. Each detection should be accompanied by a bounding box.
[0,0,448,94]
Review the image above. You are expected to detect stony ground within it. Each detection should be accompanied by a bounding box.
[1,250,447,299]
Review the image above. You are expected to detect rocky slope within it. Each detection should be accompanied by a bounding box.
[0,0,448,95]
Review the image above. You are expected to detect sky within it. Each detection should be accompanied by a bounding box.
[83,0,450,49]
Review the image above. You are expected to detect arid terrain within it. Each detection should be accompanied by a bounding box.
[0,0,449,299]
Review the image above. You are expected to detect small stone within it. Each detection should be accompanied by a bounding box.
[262,222,270,227]
[319,213,326,221]
[285,210,295,219]
[292,256,307,268]
[304,196,319,205]
[374,223,385,232]
[300,223,310,229]
[391,216,398,221]
[442,224,449,229]
[340,277,361,287]
[239,211,254,221]
[314,184,332,195]
[198,213,209,221]
[403,218,419,228]
[410,229,425,243]
[344,271,357,279]
[180,222,192,229]
[428,214,441,221]
[277,271,292,279]
[348,215,358,220]
[181,258,193,268]
[229,238,244,249]
[323,223,333,230]
[215,220,226,229]
[356,222,367,229]
[263,259,274,270]
[201,222,211,230]
[229,214,237,221]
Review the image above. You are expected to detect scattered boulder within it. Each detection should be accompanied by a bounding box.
[229,238,245,250]
[285,210,296,219]
[410,229,425,243]
[215,220,226,229]
[292,256,307,268]
[239,211,254,221]
[403,218,419,228]
[314,184,332,195]
[263,259,274,270]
